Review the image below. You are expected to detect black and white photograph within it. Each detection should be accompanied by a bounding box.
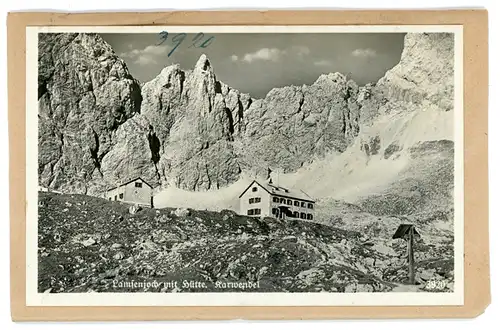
[27,25,463,306]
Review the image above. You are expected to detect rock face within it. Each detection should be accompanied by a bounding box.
[346,33,455,221]
[359,33,454,124]
[38,33,142,194]
[240,73,360,174]
[100,114,159,187]
[38,33,363,193]
[139,59,362,188]
[138,55,251,191]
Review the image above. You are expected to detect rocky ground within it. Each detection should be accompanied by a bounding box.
[38,191,454,293]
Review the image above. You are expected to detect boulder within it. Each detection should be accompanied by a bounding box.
[81,238,96,247]
[364,257,375,267]
[172,208,190,217]
[129,205,141,214]
[156,214,171,223]
[418,269,436,281]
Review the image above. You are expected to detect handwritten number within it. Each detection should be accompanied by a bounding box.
[190,32,205,48]
[199,36,215,48]
[157,31,214,56]
[157,31,169,46]
[191,33,215,49]
[168,33,187,57]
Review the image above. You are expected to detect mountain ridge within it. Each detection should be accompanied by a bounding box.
[38,32,454,213]
[38,34,365,194]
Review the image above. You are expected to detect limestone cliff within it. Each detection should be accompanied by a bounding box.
[240,73,360,174]
[359,32,454,124]
[38,33,142,194]
[137,55,251,191]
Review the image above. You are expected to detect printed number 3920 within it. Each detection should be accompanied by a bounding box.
[157,31,215,57]
[424,279,448,291]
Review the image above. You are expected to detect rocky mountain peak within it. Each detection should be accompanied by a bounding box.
[314,72,347,86]
[194,54,213,73]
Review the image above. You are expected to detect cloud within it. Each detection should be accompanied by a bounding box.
[242,48,285,63]
[120,45,169,66]
[134,55,157,66]
[313,59,333,67]
[292,46,310,57]
[235,45,310,64]
[352,48,377,57]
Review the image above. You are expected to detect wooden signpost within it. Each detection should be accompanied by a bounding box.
[392,224,419,285]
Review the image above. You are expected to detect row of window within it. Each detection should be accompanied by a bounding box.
[247,208,314,220]
[272,197,314,209]
[109,193,124,201]
[271,208,314,220]
[247,208,261,215]
[248,197,261,204]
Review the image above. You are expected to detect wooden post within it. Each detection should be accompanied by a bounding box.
[408,226,415,285]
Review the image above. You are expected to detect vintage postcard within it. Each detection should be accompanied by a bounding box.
[9,10,489,320]
[27,24,464,306]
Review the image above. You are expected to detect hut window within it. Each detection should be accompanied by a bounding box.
[294,201,300,206]
[249,198,255,204]
[287,199,292,205]
[280,198,286,204]
[135,182,143,188]
[273,197,279,203]
[308,203,314,209]
[247,209,255,215]
[255,197,261,203]
[114,195,117,201]
[272,208,279,215]
[254,209,261,215]
[252,187,258,192]
[300,212,306,219]
[119,193,124,199]
[293,211,299,218]
[307,214,313,220]
[301,202,306,208]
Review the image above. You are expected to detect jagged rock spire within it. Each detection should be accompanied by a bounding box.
[194,54,212,72]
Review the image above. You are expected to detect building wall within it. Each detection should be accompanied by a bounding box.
[123,180,152,207]
[239,182,272,217]
[104,179,152,207]
[105,185,126,202]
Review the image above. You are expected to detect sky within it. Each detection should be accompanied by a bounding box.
[101,33,405,99]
